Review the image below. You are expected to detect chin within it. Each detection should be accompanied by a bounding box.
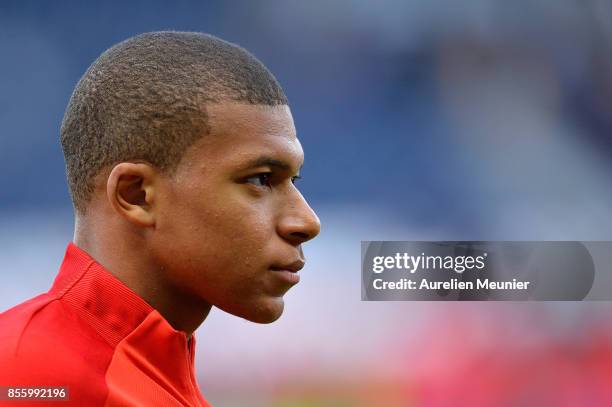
[242,298,285,324]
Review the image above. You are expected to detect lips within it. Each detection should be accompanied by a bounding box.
[270,259,305,273]
[270,259,305,285]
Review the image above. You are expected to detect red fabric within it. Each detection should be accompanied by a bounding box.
[0,243,211,406]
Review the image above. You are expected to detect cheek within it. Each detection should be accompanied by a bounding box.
[152,186,288,322]
[153,188,276,289]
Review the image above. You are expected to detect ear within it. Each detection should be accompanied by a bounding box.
[106,162,157,227]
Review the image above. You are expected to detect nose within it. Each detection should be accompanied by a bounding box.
[277,191,321,245]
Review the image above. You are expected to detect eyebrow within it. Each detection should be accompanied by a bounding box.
[243,156,302,172]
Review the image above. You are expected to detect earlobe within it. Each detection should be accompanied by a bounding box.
[107,163,156,227]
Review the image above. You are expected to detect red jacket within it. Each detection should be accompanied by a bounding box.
[0,243,211,406]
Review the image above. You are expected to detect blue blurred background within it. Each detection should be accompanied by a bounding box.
[2,1,612,406]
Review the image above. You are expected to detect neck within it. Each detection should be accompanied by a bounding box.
[74,216,212,337]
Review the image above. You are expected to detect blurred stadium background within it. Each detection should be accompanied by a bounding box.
[2,1,612,405]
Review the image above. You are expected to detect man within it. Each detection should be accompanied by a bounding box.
[0,31,320,406]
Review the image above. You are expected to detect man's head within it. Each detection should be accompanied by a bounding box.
[60,31,320,324]
[61,31,289,213]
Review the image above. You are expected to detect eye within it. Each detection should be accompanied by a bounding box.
[291,175,302,184]
[245,173,272,188]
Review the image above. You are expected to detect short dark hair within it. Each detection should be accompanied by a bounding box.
[60,31,288,214]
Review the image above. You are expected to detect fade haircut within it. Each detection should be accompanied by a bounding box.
[61,31,288,214]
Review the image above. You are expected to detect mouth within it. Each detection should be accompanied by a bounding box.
[271,259,305,273]
[270,260,305,285]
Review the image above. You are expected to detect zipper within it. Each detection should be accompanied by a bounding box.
[184,335,203,407]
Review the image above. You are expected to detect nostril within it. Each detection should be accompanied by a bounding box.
[291,231,310,240]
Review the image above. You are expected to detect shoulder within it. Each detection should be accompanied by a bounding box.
[0,294,112,389]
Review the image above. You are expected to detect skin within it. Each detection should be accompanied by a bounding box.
[74,103,321,337]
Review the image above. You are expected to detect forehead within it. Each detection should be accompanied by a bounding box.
[176,103,303,174]
[208,103,296,139]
